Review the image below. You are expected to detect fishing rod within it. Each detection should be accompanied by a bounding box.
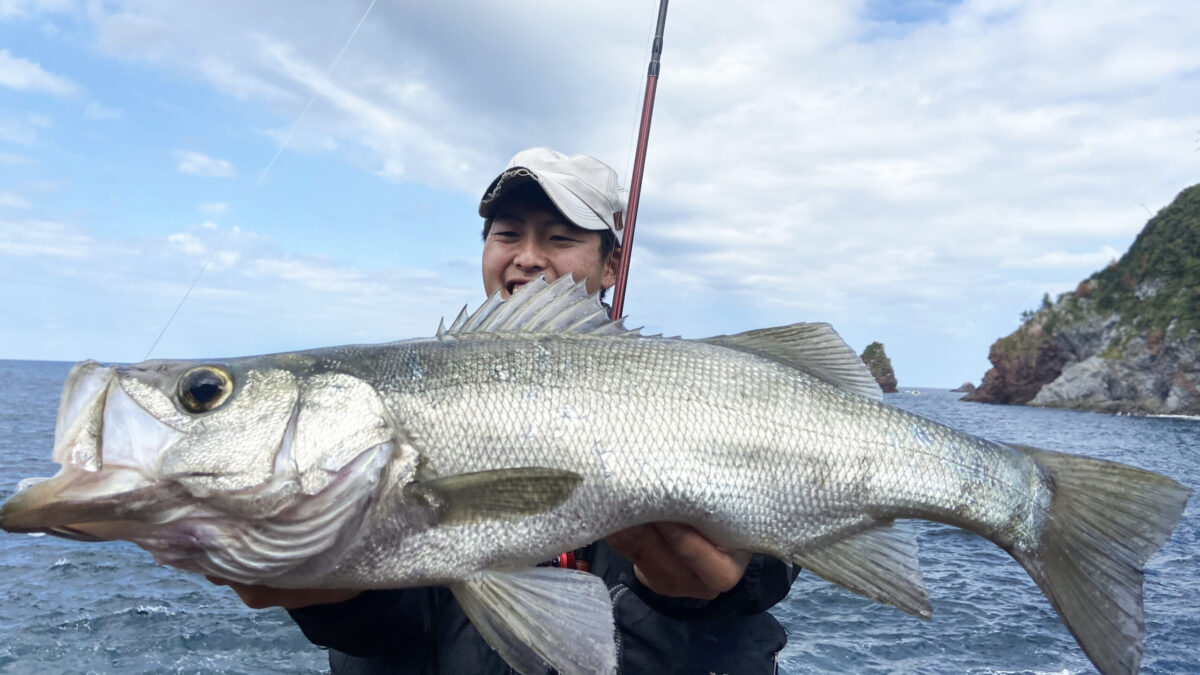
[610,0,668,319]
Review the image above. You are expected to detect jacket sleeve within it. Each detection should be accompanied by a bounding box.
[287,588,439,658]
[628,554,799,621]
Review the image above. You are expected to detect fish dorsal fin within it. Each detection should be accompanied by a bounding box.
[437,275,640,338]
[703,323,882,401]
[792,522,931,618]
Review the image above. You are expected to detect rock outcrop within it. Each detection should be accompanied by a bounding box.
[965,183,1200,415]
[950,382,976,394]
[860,342,898,393]
[964,309,1069,405]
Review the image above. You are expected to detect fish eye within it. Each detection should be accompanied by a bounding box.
[177,366,234,413]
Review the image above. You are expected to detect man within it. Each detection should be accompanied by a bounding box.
[217,148,797,672]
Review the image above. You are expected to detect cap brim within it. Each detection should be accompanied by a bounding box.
[479,169,537,218]
[479,167,618,242]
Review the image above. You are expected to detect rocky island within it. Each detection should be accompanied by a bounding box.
[860,341,898,393]
[965,183,1200,415]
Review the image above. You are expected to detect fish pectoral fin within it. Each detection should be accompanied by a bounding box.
[451,567,616,675]
[793,522,932,618]
[404,467,583,526]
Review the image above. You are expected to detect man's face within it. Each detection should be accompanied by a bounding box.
[482,200,617,298]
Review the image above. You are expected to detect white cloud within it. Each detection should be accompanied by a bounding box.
[0,150,34,165]
[1002,246,1123,269]
[214,250,239,269]
[0,190,31,209]
[0,218,94,257]
[0,48,78,95]
[0,0,73,21]
[175,150,236,178]
[0,117,38,145]
[167,231,205,256]
[84,101,122,120]
[166,222,256,261]
[1,214,476,360]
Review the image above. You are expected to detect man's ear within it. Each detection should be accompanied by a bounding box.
[601,247,621,289]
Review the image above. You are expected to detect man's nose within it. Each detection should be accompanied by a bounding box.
[513,240,548,269]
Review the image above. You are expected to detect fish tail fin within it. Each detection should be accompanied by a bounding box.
[1009,444,1191,675]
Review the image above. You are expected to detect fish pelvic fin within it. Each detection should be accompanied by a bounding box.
[1009,444,1191,675]
[792,522,932,618]
[451,567,616,675]
[702,323,882,401]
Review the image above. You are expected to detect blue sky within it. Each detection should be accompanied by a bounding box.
[2,0,1198,387]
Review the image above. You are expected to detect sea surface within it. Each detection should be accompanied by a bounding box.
[0,359,1196,674]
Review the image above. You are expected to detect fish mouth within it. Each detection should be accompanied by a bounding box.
[0,465,190,539]
[0,361,185,538]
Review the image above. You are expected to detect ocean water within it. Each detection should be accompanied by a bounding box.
[0,359,1195,674]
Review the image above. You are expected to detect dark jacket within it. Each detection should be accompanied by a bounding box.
[289,542,797,674]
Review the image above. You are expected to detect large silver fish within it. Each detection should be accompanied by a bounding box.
[0,276,1190,675]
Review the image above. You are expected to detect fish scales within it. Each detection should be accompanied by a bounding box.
[0,275,1189,675]
[290,331,1042,589]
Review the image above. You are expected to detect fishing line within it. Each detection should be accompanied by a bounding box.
[622,1,661,184]
[143,0,379,360]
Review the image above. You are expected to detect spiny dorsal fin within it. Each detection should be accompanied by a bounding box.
[703,323,883,401]
[437,275,641,338]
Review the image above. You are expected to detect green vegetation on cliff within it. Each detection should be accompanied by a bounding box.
[1012,182,1200,341]
[1088,183,1200,336]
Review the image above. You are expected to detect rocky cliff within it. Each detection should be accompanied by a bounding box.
[965,183,1200,415]
[860,341,898,393]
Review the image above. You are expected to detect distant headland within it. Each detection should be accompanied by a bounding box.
[964,183,1200,416]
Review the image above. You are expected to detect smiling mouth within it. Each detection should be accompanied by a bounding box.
[506,279,529,295]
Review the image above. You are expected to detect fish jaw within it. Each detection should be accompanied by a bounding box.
[0,472,190,538]
[1,361,187,536]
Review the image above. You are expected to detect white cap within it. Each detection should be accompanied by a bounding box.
[479,147,628,245]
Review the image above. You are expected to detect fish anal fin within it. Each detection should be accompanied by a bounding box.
[451,567,616,675]
[793,522,931,618]
[404,467,582,526]
[703,323,882,401]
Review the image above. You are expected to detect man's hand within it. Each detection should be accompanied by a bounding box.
[606,523,752,600]
[205,576,361,610]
